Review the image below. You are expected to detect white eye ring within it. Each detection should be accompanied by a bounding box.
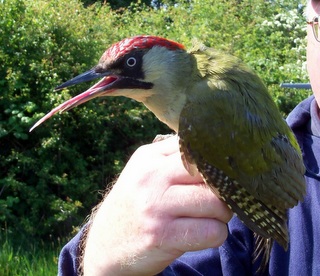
[126,57,137,67]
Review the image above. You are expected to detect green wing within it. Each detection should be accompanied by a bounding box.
[179,89,305,206]
[178,47,306,248]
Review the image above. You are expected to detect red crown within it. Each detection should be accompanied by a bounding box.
[100,35,185,63]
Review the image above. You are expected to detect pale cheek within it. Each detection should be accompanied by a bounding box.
[307,28,320,103]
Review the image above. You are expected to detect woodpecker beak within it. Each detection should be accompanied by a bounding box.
[55,68,111,91]
[29,69,153,132]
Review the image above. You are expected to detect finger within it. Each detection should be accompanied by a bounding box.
[157,152,233,223]
[131,140,203,184]
[143,134,180,156]
[161,183,233,223]
[164,217,229,252]
[159,151,203,183]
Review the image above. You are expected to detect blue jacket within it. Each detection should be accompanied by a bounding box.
[58,96,320,275]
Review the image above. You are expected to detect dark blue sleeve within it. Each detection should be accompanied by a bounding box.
[58,227,84,276]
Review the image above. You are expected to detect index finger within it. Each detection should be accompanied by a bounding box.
[151,134,180,155]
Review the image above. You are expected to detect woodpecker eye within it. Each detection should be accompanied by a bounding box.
[120,52,144,79]
[126,57,137,67]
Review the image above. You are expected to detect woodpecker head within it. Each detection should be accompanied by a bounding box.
[30,35,194,132]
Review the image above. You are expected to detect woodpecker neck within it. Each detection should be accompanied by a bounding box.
[143,88,187,132]
[125,46,194,132]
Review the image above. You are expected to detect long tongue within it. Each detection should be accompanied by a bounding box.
[29,76,117,132]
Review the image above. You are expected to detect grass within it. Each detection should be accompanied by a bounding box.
[0,232,62,276]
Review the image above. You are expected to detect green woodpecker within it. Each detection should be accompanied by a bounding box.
[30,35,306,269]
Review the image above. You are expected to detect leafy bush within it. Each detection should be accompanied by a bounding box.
[0,0,169,239]
[0,0,311,240]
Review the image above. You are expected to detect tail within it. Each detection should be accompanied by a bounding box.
[253,235,273,274]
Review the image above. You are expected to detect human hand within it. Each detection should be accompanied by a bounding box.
[83,135,232,276]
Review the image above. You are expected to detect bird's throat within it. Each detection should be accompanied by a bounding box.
[143,91,187,132]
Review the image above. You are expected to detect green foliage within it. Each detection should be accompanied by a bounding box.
[0,0,311,242]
